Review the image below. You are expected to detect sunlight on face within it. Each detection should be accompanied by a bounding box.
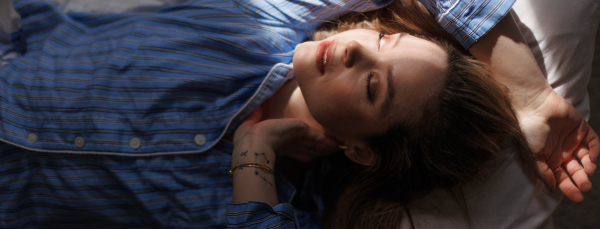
[293,29,448,140]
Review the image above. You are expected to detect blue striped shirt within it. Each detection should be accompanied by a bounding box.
[0,0,513,228]
[0,0,391,228]
[419,0,515,49]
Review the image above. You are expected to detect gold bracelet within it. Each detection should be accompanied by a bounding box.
[229,162,274,178]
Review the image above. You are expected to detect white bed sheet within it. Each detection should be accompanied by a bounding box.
[0,0,598,228]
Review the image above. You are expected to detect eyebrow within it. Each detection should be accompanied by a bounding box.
[382,65,395,115]
[380,34,401,115]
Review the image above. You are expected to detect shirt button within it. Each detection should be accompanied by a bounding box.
[194,134,206,146]
[130,137,141,149]
[27,133,37,144]
[74,136,85,148]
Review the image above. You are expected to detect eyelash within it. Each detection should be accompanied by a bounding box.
[376,31,385,51]
[366,71,374,100]
[367,31,385,100]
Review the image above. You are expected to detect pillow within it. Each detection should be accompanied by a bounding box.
[400,1,600,228]
[512,0,600,119]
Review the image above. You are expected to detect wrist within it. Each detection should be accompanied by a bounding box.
[232,136,276,168]
[510,85,562,118]
[231,137,279,206]
[509,83,555,113]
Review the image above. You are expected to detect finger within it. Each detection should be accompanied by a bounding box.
[536,159,557,192]
[242,107,263,126]
[546,136,564,167]
[297,123,337,148]
[562,123,584,160]
[294,130,339,162]
[313,143,338,157]
[574,142,597,176]
[541,126,579,191]
[563,156,592,193]
[555,164,584,203]
[578,121,599,175]
[584,125,599,164]
[233,107,264,143]
[317,135,339,151]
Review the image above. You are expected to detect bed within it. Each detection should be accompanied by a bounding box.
[1,0,599,228]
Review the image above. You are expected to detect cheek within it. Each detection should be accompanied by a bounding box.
[305,83,365,135]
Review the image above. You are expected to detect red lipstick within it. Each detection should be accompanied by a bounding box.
[316,40,335,75]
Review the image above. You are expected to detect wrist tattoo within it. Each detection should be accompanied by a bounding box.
[253,152,274,189]
[255,152,270,164]
[256,171,275,190]
[234,149,276,191]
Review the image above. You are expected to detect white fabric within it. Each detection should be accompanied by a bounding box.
[0,0,598,228]
[513,0,600,120]
[403,141,562,229]
[403,0,600,228]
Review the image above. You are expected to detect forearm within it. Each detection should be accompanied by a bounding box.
[464,3,598,204]
[231,139,279,206]
[469,11,553,111]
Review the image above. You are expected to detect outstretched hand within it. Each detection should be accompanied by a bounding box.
[233,107,339,163]
[517,89,599,203]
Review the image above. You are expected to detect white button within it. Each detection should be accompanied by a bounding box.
[74,136,85,148]
[27,133,37,144]
[130,137,141,149]
[194,134,206,146]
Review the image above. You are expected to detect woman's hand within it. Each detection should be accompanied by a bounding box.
[233,107,339,164]
[230,106,339,206]
[517,88,599,203]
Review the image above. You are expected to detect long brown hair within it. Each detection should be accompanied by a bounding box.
[315,1,531,228]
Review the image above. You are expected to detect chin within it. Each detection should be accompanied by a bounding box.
[292,44,312,87]
[292,43,309,66]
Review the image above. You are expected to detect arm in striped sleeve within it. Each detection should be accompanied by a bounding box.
[237,0,394,31]
[417,0,516,49]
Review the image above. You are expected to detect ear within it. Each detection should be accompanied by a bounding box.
[343,142,376,166]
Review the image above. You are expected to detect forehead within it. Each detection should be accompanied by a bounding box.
[382,34,448,125]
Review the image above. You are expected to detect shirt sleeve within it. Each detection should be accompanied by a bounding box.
[236,0,394,31]
[226,170,323,229]
[417,0,516,49]
[226,202,298,228]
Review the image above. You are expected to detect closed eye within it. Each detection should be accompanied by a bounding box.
[366,31,385,100]
[366,71,374,100]
[377,31,385,51]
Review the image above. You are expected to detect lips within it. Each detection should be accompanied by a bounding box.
[316,40,335,75]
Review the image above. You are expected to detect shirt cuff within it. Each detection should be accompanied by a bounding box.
[419,0,516,49]
[226,201,297,228]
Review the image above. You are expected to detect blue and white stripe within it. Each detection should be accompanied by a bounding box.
[0,0,392,228]
[418,0,515,49]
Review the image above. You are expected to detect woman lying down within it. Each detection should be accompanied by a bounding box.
[0,0,597,228]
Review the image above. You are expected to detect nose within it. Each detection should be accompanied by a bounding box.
[343,40,368,68]
[343,40,360,68]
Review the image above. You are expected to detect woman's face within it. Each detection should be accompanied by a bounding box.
[293,29,448,141]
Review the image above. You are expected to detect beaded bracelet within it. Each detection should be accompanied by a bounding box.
[229,162,274,178]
